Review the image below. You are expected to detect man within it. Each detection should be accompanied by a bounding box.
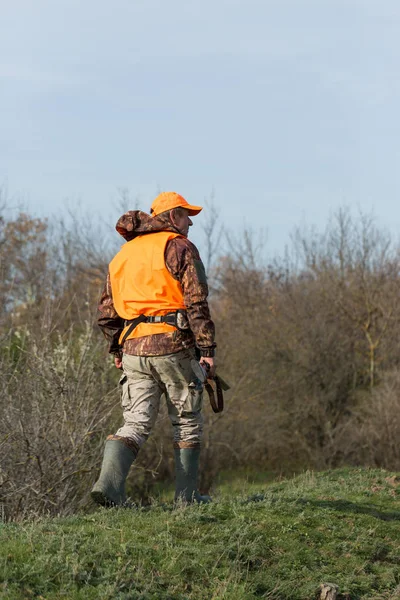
[91,191,216,506]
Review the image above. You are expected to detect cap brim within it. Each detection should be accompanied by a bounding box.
[186,205,203,216]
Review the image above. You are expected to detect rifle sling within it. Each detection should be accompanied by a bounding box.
[204,376,224,413]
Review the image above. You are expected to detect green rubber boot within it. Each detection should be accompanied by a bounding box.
[174,447,212,504]
[91,439,136,507]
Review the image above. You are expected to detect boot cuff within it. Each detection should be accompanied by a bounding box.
[173,441,201,449]
[107,435,140,456]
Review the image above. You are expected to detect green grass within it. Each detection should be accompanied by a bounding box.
[1,468,399,599]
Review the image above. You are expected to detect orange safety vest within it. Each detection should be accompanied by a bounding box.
[109,231,187,343]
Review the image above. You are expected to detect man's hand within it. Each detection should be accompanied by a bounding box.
[200,357,216,379]
[114,356,123,370]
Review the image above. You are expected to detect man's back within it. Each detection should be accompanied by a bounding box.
[92,192,216,507]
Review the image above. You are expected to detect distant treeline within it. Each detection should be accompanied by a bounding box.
[1,199,399,519]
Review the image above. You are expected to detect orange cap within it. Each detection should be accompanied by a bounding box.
[150,191,203,217]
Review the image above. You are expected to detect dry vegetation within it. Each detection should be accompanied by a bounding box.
[1,195,399,520]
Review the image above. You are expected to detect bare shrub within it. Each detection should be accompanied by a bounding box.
[204,209,400,475]
[0,317,119,520]
[337,370,400,470]
[0,207,120,519]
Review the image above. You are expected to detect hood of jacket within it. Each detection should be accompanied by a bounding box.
[115,210,183,241]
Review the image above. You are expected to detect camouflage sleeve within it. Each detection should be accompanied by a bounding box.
[165,237,216,357]
[97,272,124,356]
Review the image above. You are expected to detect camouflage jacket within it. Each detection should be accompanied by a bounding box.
[98,210,216,358]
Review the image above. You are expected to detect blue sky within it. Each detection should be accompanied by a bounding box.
[1,0,400,257]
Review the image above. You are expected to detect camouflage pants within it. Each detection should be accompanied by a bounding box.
[113,348,204,451]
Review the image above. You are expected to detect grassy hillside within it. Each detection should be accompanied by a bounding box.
[1,468,399,600]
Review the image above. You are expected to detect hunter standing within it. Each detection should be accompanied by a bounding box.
[92,191,216,506]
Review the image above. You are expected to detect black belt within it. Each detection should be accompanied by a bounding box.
[121,312,183,345]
